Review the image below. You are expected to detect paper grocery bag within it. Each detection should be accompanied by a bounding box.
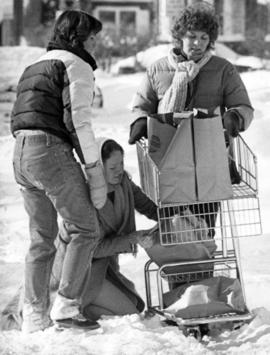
[147,115,233,203]
[147,117,197,202]
[147,117,176,166]
[147,112,194,166]
[193,117,233,201]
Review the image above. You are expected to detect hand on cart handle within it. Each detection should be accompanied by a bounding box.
[128,116,148,144]
[223,110,243,137]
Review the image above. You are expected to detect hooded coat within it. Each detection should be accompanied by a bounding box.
[51,138,158,314]
[80,170,158,312]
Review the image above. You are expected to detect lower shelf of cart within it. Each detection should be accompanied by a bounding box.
[153,308,254,326]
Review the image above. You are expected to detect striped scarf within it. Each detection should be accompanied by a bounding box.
[158,49,212,113]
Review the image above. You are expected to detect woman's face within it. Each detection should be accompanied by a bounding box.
[103,150,124,185]
[181,30,210,61]
[83,32,98,54]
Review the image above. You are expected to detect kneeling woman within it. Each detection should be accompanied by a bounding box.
[53,138,158,321]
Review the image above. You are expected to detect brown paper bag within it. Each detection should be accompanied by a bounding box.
[147,115,233,203]
[147,118,176,166]
[193,117,233,201]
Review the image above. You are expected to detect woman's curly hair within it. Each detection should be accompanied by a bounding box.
[171,2,219,49]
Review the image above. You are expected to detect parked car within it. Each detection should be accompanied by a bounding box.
[214,42,268,72]
[110,56,140,75]
[135,42,268,73]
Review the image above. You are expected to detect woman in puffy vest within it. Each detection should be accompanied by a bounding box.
[11,10,107,332]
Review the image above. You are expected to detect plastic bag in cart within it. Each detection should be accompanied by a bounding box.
[144,211,217,274]
[163,276,247,319]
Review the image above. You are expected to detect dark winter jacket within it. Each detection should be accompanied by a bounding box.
[10,42,99,164]
[132,54,253,130]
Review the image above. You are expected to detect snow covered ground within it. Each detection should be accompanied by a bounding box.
[0,46,270,354]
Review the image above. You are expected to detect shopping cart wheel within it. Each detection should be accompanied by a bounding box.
[199,323,210,337]
[183,325,202,341]
[144,308,156,319]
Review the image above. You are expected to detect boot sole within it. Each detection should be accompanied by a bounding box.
[54,318,100,330]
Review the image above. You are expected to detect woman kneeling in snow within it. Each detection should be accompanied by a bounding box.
[50,138,158,323]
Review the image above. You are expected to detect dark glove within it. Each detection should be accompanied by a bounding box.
[128,117,147,144]
[223,110,242,137]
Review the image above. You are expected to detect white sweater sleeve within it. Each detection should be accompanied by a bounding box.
[66,58,99,164]
[38,49,99,165]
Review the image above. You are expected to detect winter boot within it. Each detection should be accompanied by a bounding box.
[55,314,100,330]
[50,293,80,320]
[21,304,52,333]
[50,294,100,330]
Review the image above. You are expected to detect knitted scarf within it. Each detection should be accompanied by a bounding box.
[158,49,212,113]
[109,184,126,231]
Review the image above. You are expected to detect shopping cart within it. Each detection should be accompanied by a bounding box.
[136,119,262,339]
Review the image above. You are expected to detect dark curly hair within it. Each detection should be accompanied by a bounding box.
[50,10,102,49]
[171,2,219,49]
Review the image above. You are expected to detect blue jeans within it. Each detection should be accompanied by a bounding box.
[12,131,100,310]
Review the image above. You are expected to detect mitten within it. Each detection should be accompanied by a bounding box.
[127,229,156,249]
[85,162,107,209]
[223,110,242,137]
[136,224,159,249]
[137,233,155,249]
[128,117,147,144]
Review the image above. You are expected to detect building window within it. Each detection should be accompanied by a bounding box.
[215,0,224,35]
[99,11,115,26]
[120,11,136,37]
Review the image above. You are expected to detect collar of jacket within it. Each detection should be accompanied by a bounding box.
[47,40,97,71]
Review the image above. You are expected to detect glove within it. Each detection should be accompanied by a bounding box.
[85,162,107,209]
[223,110,242,137]
[136,230,155,249]
[127,229,156,249]
[135,224,159,249]
[128,117,147,144]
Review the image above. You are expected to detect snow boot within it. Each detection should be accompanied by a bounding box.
[50,294,100,330]
[50,293,80,320]
[55,314,100,330]
[21,304,52,333]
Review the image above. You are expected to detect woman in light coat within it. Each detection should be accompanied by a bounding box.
[128,2,254,238]
[129,3,253,143]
